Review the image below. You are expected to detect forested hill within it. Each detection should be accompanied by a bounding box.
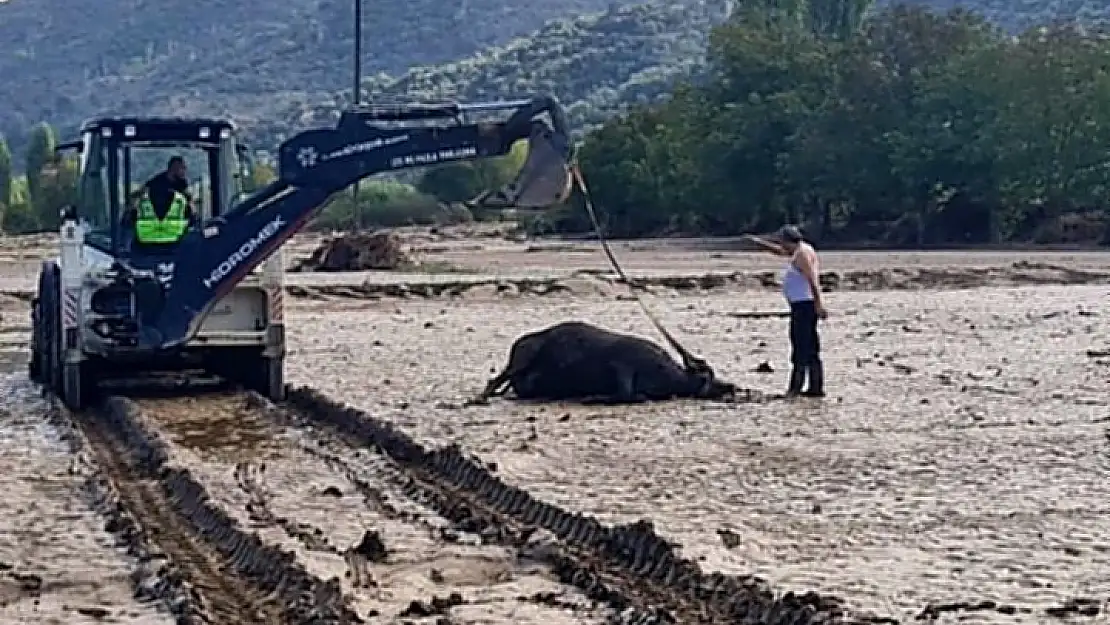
[3,0,1110,157]
[0,0,685,153]
[272,2,727,146]
[903,0,1110,32]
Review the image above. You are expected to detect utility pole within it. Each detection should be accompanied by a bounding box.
[352,0,362,207]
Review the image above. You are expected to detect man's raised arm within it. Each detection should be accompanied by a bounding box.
[742,233,789,256]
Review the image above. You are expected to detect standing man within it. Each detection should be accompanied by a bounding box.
[743,225,826,397]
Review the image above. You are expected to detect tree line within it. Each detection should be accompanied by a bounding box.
[0,126,525,235]
[0,123,79,235]
[7,1,1110,246]
[561,2,1110,245]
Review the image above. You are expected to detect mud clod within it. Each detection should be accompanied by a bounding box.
[398,592,466,617]
[716,528,743,550]
[75,606,111,618]
[1044,597,1102,618]
[350,529,388,563]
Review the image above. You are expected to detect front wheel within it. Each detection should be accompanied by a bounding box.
[28,299,42,382]
[39,269,64,394]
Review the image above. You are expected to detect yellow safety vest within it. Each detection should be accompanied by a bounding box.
[135,191,189,244]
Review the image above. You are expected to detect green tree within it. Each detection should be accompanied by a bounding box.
[242,160,277,194]
[25,122,56,211]
[2,176,39,234]
[0,136,11,208]
[312,180,445,231]
[33,156,79,231]
[416,139,529,217]
[565,4,1110,246]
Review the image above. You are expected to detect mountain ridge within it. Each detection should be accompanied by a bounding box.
[2,0,1108,160]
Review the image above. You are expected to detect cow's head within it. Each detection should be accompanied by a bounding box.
[682,357,737,399]
[682,354,713,378]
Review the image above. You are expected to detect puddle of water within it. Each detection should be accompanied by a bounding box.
[146,396,279,459]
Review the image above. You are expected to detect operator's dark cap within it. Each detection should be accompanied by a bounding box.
[776,224,804,243]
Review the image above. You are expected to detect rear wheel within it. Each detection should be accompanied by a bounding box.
[248,355,284,402]
[208,349,284,402]
[62,361,94,410]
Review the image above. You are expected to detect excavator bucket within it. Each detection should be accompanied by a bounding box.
[466,125,574,210]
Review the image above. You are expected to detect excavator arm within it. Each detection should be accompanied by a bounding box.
[126,96,573,349]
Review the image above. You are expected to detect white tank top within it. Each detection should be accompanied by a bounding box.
[783,261,813,303]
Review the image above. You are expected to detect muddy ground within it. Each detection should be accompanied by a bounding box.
[0,227,1108,623]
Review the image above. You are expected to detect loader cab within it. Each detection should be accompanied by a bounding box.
[62,117,255,259]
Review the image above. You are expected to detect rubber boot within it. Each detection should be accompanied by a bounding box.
[802,360,825,398]
[785,365,806,398]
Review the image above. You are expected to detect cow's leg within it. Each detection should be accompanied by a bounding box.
[485,370,512,398]
[470,336,549,405]
[483,368,513,398]
[464,366,514,406]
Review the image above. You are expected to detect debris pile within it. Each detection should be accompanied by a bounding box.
[293,232,411,272]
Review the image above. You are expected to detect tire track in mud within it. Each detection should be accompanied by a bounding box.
[120,384,855,623]
[273,387,1104,624]
[273,385,898,625]
[234,462,345,557]
[53,393,361,624]
[129,388,615,623]
[284,261,1110,301]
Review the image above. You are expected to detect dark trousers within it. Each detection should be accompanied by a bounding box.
[787,300,823,394]
[789,300,821,365]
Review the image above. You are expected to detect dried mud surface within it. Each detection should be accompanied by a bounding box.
[280,244,1110,623]
[1,229,1109,623]
[0,376,172,624]
[294,285,1109,623]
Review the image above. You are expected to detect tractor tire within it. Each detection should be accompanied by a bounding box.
[256,356,285,402]
[37,267,63,395]
[28,299,42,382]
[62,361,92,410]
[240,354,284,402]
[49,282,64,396]
[207,350,284,402]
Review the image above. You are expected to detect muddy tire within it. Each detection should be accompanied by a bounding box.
[28,299,42,382]
[250,356,284,402]
[238,353,284,402]
[36,266,64,395]
[210,350,284,401]
[62,361,93,410]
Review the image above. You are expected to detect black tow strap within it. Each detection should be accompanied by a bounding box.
[569,164,704,369]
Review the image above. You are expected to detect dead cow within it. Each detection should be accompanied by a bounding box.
[478,321,736,404]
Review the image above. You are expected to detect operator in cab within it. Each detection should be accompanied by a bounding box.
[123,156,194,246]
